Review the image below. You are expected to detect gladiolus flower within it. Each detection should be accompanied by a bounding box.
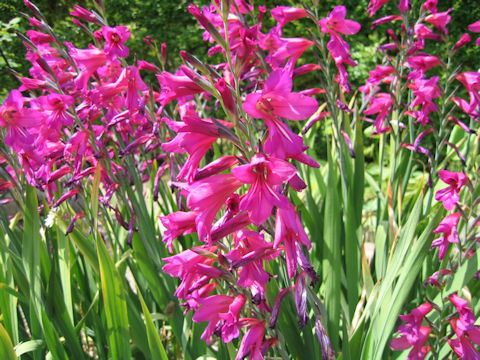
[0,90,43,151]
[435,170,468,211]
[235,319,266,360]
[431,213,461,260]
[319,6,361,36]
[271,6,308,28]
[232,153,296,225]
[243,61,318,122]
[159,211,199,253]
[448,293,480,358]
[274,202,312,278]
[390,303,433,359]
[192,294,246,344]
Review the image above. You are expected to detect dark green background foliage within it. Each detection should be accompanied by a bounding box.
[1,0,479,100]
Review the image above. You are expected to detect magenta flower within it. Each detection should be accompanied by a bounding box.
[390,303,433,360]
[422,0,438,13]
[469,21,480,32]
[219,294,247,343]
[431,213,461,260]
[425,9,452,35]
[435,170,468,211]
[26,30,54,45]
[162,111,226,183]
[423,269,453,288]
[66,43,107,90]
[448,293,480,358]
[363,93,394,134]
[326,34,357,68]
[260,26,314,68]
[192,294,246,344]
[274,202,312,278]
[242,63,318,161]
[456,72,480,107]
[162,246,221,300]
[407,76,441,126]
[70,5,104,26]
[319,7,360,92]
[184,173,242,243]
[407,55,441,75]
[367,0,390,17]
[399,0,411,13]
[231,153,296,225]
[242,63,318,121]
[235,319,266,360]
[226,229,280,294]
[271,6,308,28]
[0,90,43,151]
[157,70,205,111]
[295,271,309,328]
[101,26,130,59]
[159,211,199,253]
[319,6,361,36]
[37,93,74,129]
[468,19,480,46]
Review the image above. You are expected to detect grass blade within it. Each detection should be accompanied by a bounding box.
[322,141,341,351]
[0,323,17,360]
[137,286,168,360]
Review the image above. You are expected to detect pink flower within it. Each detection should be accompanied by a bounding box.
[452,96,480,120]
[226,230,280,294]
[26,30,54,45]
[70,5,104,26]
[242,63,319,163]
[363,93,394,134]
[422,0,437,13]
[399,0,411,13]
[468,21,480,32]
[243,61,318,121]
[261,28,314,68]
[192,294,246,344]
[37,93,74,129]
[390,303,433,359]
[156,70,205,111]
[371,15,403,29]
[360,65,395,93]
[407,55,441,75]
[425,9,452,35]
[435,170,468,211]
[184,173,242,243]
[454,34,472,51]
[274,202,312,278]
[318,7,359,92]
[159,211,199,253]
[448,293,480,358]
[232,153,296,225]
[423,269,453,288]
[431,213,461,260]
[271,7,308,28]
[162,246,221,300]
[219,294,247,343]
[101,26,130,59]
[162,111,229,183]
[407,76,441,126]
[0,90,43,151]
[456,72,480,106]
[66,43,107,90]
[235,319,266,360]
[327,34,357,68]
[367,0,390,17]
[319,6,361,36]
